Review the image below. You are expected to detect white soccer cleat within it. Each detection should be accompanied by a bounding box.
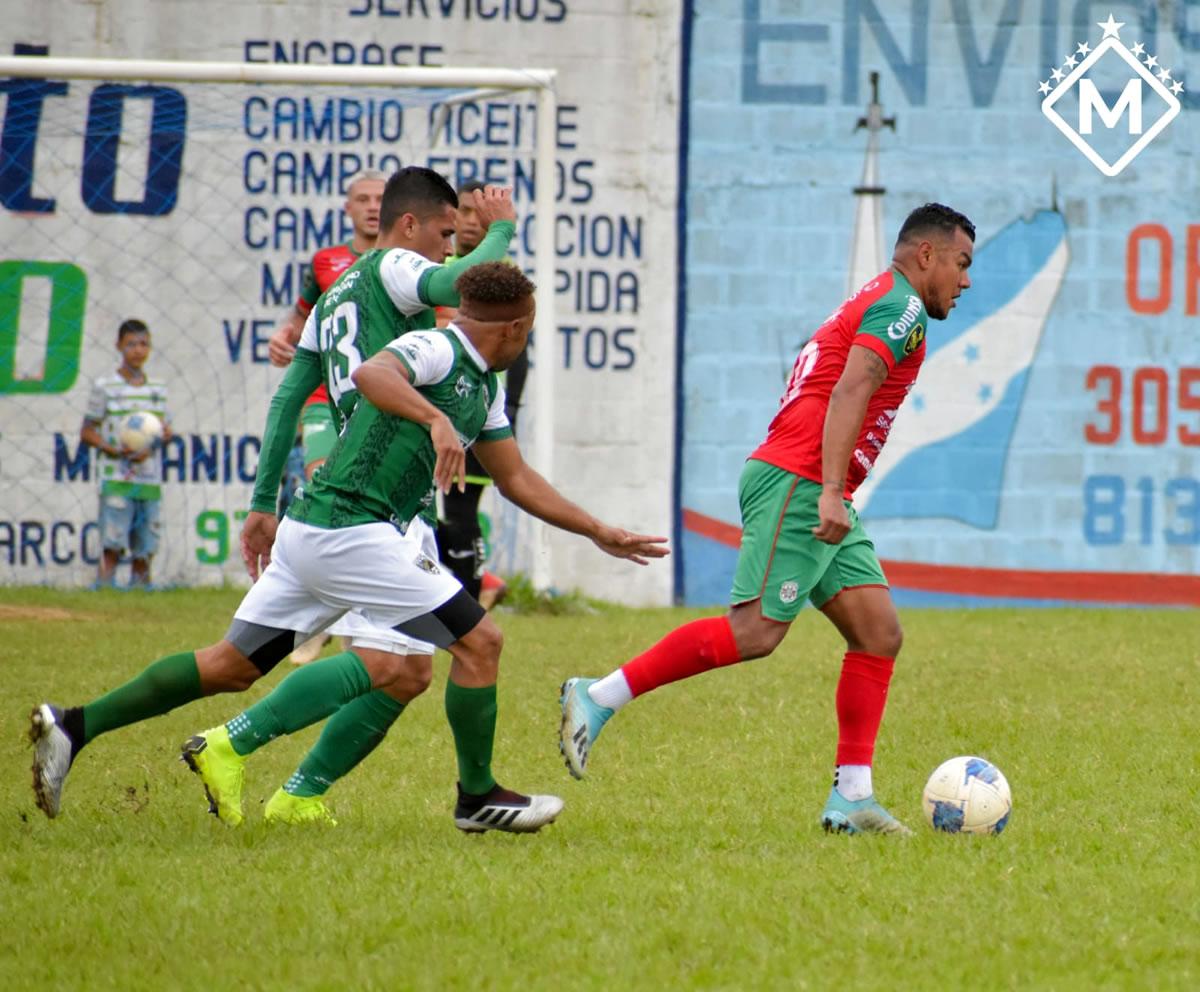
[29,704,74,819]
[453,784,565,834]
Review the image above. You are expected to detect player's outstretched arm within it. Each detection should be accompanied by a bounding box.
[813,344,888,545]
[351,351,466,494]
[248,348,323,518]
[421,186,518,307]
[474,437,670,566]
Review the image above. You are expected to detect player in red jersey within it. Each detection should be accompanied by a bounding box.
[559,203,975,834]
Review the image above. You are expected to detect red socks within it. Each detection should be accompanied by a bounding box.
[621,617,741,697]
[835,651,895,765]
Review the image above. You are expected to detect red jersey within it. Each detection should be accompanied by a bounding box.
[297,241,362,407]
[750,270,929,499]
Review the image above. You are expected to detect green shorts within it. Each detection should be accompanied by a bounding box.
[731,460,887,621]
[301,403,337,468]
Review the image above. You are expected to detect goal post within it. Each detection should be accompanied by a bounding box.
[0,55,557,590]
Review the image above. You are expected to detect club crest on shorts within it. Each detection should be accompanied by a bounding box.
[414,552,441,574]
[779,581,799,604]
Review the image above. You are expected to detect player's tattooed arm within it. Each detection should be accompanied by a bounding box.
[860,348,890,388]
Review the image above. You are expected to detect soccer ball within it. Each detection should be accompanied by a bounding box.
[922,756,1012,835]
[118,411,164,455]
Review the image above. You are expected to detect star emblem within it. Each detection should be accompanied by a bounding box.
[1076,42,1091,56]
[1172,80,1185,95]
[1144,54,1159,70]
[1131,42,1145,56]
[1064,55,1078,69]
[1038,80,1051,95]
[1157,67,1171,82]
[1097,13,1124,38]
[1050,67,1065,82]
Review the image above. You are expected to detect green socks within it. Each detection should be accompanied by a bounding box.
[81,652,202,745]
[284,691,407,797]
[444,679,498,795]
[226,651,372,757]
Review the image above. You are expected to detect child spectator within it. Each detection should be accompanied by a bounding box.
[80,318,173,587]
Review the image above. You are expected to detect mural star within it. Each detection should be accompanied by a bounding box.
[1131,42,1145,56]
[1064,55,1078,69]
[1050,67,1065,82]
[1172,80,1185,95]
[1144,54,1159,69]
[1098,14,1124,38]
[1076,42,1091,55]
[1157,67,1171,82]
[1038,80,1051,95]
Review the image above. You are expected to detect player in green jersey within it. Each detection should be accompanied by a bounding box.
[28,170,523,823]
[177,261,667,832]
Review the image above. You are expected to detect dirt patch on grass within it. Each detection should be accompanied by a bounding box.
[0,604,102,623]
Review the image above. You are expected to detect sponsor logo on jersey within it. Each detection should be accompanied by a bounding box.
[887,295,923,339]
[323,269,360,304]
[903,323,926,355]
[414,552,441,574]
[779,581,799,604]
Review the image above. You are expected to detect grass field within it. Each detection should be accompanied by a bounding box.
[1,587,1197,990]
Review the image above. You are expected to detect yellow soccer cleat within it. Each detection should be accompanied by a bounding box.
[180,726,246,827]
[264,788,337,826]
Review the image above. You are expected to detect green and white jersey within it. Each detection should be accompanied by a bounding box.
[296,247,440,433]
[288,325,512,531]
[84,373,169,499]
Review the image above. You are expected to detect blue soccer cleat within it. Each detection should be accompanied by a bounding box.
[821,787,912,835]
[558,678,613,780]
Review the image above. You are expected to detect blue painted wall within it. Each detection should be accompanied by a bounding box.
[681,0,1199,606]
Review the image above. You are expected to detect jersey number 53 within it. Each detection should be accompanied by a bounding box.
[319,301,364,419]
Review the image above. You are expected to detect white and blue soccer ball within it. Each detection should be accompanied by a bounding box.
[922,756,1012,835]
[118,411,164,455]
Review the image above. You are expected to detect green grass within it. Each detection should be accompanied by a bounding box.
[1,588,1197,990]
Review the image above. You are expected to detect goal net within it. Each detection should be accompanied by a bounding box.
[0,56,556,589]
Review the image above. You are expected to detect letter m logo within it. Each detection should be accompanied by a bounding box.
[1077,79,1142,134]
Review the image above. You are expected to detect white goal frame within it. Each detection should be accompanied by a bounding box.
[0,55,558,590]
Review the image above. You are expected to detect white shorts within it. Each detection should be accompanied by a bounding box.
[327,517,439,656]
[234,517,460,643]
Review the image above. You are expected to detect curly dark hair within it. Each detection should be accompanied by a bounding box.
[897,202,976,244]
[455,262,535,307]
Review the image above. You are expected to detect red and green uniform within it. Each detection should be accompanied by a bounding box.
[733,269,929,619]
[296,242,363,466]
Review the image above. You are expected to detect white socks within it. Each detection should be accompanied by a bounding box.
[587,670,632,711]
[835,764,873,802]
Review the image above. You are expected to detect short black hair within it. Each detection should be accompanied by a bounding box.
[117,318,149,342]
[457,179,486,197]
[379,167,457,231]
[897,203,976,245]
